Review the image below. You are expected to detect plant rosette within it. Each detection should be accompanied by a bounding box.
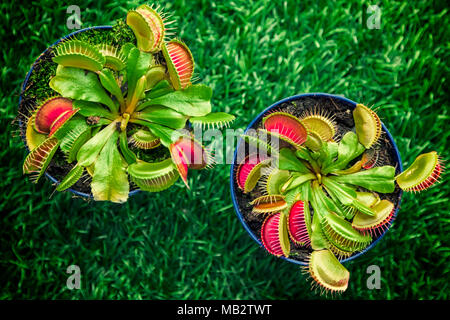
[17,5,235,203]
[230,93,443,294]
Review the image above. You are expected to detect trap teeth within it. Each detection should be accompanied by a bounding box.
[23,137,60,183]
[25,115,46,151]
[130,129,161,150]
[172,137,209,170]
[34,97,73,134]
[169,137,209,189]
[127,5,165,52]
[396,151,443,192]
[304,130,323,151]
[352,199,395,236]
[327,244,353,260]
[49,108,79,138]
[250,195,287,214]
[96,44,126,71]
[53,40,105,72]
[287,200,311,246]
[137,4,165,51]
[162,40,195,90]
[127,158,179,192]
[355,191,380,208]
[361,147,380,169]
[321,213,372,253]
[353,104,382,149]
[235,153,269,192]
[300,113,337,142]
[261,212,290,257]
[308,249,349,293]
[170,140,190,189]
[263,168,290,195]
[263,112,308,148]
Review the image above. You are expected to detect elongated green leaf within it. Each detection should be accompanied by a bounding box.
[295,147,314,162]
[295,147,320,172]
[322,177,375,216]
[128,159,175,180]
[310,215,327,250]
[126,75,146,113]
[59,120,88,153]
[99,68,125,108]
[49,66,117,113]
[303,200,313,241]
[330,166,396,193]
[119,130,137,165]
[309,186,328,250]
[337,132,364,163]
[321,184,357,219]
[73,100,115,120]
[310,181,329,221]
[140,84,212,116]
[296,180,312,202]
[51,114,84,141]
[127,48,152,103]
[278,148,311,174]
[190,112,235,128]
[77,121,118,167]
[146,79,174,100]
[322,176,357,206]
[56,164,84,192]
[145,65,166,90]
[313,185,347,219]
[68,128,91,163]
[322,132,365,174]
[144,122,182,147]
[119,43,135,61]
[334,160,363,175]
[91,131,129,203]
[59,119,91,162]
[283,172,316,192]
[318,141,338,169]
[133,105,187,129]
[283,188,300,211]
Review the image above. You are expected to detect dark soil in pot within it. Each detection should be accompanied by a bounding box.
[16,23,169,196]
[232,94,403,263]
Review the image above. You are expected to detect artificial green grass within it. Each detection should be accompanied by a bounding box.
[1,0,449,299]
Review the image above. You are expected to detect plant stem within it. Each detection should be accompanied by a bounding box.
[128,117,154,129]
[120,113,130,132]
[125,75,146,115]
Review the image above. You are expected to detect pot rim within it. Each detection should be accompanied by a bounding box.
[18,25,141,198]
[229,93,403,266]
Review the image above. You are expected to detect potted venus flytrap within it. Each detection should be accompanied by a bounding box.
[18,4,235,202]
[231,94,443,294]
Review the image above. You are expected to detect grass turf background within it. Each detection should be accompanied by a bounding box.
[1,0,449,299]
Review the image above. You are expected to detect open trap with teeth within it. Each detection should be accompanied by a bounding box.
[231,93,443,294]
[17,4,235,203]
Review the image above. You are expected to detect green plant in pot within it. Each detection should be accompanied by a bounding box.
[235,102,443,294]
[20,4,235,203]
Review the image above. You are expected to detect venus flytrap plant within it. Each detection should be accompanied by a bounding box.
[235,103,444,295]
[21,4,235,203]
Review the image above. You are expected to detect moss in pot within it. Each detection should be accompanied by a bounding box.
[231,94,443,294]
[17,5,235,202]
